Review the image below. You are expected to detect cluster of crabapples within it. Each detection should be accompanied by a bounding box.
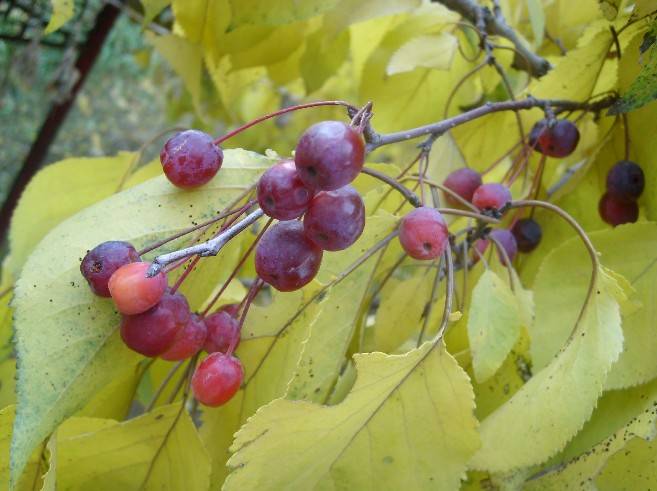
[78,110,636,408]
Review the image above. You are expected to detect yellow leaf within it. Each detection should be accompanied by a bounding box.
[633,0,657,18]
[41,436,56,491]
[324,0,421,36]
[10,149,270,485]
[228,0,339,28]
[0,406,42,490]
[526,0,546,46]
[7,152,136,276]
[45,0,74,34]
[146,33,202,112]
[77,361,144,420]
[525,382,657,490]
[0,360,16,409]
[225,343,479,489]
[56,405,210,490]
[467,270,522,383]
[229,23,307,70]
[300,26,350,93]
[386,33,458,75]
[140,0,170,23]
[469,268,625,472]
[531,223,657,389]
[529,28,612,100]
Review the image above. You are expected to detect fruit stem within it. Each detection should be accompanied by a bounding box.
[137,200,255,256]
[401,176,480,212]
[227,279,264,356]
[435,247,455,343]
[144,360,185,412]
[200,218,273,317]
[361,166,422,207]
[148,208,264,277]
[438,208,499,224]
[214,100,358,145]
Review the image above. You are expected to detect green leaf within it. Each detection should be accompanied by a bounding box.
[598,0,621,20]
[56,405,210,490]
[228,0,339,28]
[531,223,657,389]
[10,149,270,485]
[41,436,56,491]
[609,41,657,114]
[45,0,74,34]
[7,152,137,277]
[225,342,479,489]
[467,270,522,383]
[386,33,458,75]
[595,437,657,489]
[469,268,625,472]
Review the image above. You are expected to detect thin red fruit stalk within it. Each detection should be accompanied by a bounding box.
[214,101,357,145]
[201,218,273,318]
[227,279,264,356]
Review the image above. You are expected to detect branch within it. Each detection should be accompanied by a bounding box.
[435,0,551,77]
[147,208,264,277]
[366,95,616,152]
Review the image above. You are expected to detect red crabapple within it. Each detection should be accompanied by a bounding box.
[398,207,449,260]
[203,310,240,354]
[257,160,314,220]
[80,241,140,297]
[161,314,207,361]
[160,130,223,188]
[443,168,482,205]
[472,183,512,212]
[192,353,244,407]
[108,262,168,315]
[599,192,639,226]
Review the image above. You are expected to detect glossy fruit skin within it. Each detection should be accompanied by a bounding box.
[120,290,191,357]
[398,207,449,260]
[108,262,168,315]
[472,183,512,212]
[203,311,240,354]
[218,303,240,317]
[606,160,644,202]
[475,229,518,265]
[192,353,244,407]
[511,218,542,253]
[599,192,639,226]
[255,221,323,291]
[161,314,207,361]
[294,121,365,191]
[257,160,314,220]
[303,185,365,251]
[529,119,580,158]
[80,241,140,297]
[443,168,482,205]
[160,130,223,188]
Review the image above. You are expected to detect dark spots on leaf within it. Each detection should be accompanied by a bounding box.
[383,456,393,464]
[155,414,164,420]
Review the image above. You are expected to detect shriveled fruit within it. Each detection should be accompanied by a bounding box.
[606,160,644,202]
[294,121,365,191]
[529,119,580,158]
[599,192,639,226]
[160,130,223,188]
[108,262,168,315]
[192,353,244,407]
[80,241,140,297]
[511,218,542,253]
[161,314,207,361]
[443,168,482,205]
[204,310,240,354]
[303,185,365,251]
[257,160,314,220]
[398,207,448,260]
[472,183,512,212]
[255,221,323,291]
[120,290,190,357]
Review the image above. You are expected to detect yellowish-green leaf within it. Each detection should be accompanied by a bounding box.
[525,383,657,490]
[324,0,421,36]
[146,33,202,112]
[0,406,42,490]
[45,0,74,34]
[595,436,657,490]
[386,33,457,75]
[41,436,56,491]
[531,223,657,389]
[10,149,270,485]
[469,268,625,472]
[530,28,611,100]
[7,152,136,276]
[225,342,479,490]
[228,0,339,28]
[526,0,545,46]
[56,405,210,490]
[372,270,431,353]
[467,270,522,383]
[140,0,170,23]
[633,0,657,18]
[77,361,144,420]
[598,0,620,20]
[0,360,16,409]
[300,26,350,93]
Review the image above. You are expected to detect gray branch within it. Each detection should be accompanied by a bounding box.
[147,208,264,277]
[436,0,551,77]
